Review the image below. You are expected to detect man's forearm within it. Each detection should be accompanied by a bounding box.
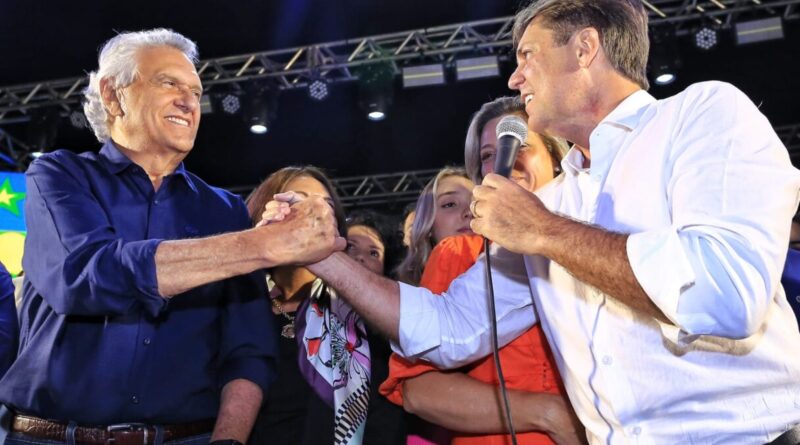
[537,213,667,321]
[155,228,270,297]
[307,252,401,341]
[211,379,263,443]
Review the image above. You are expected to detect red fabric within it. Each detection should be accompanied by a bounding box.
[379,234,564,445]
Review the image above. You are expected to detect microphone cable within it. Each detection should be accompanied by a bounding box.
[482,236,519,445]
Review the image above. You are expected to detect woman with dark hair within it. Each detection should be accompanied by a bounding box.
[246,166,370,445]
[380,97,584,445]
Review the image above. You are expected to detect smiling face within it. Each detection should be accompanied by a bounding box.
[507,18,584,137]
[114,45,202,156]
[346,224,386,275]
[430,175,474,244]
[479,115,555,192]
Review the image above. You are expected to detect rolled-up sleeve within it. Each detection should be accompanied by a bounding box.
[393,246,537,369]
[627,82,800,339]
[217,204,278,393]
[23,155,166,317]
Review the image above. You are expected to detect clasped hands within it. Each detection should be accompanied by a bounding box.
[469,173,555,256]
[256,192,346,265]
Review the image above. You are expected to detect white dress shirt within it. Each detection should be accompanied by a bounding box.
[394,81,800,444]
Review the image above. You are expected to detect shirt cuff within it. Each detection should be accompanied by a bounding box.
[127,239,168,316]
[390,282,443,360]
[627,227,696,326]
[219,356,277,395]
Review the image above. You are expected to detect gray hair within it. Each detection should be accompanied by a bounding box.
[83,28,199,142]
[464,96,568,185]
[513,0,650,90]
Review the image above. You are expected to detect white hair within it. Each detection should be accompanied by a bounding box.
[83,28,198,142]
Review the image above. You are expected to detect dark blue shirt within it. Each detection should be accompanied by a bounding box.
[0,261,17,378]
[0,141,278,424]
[783,248,800,330]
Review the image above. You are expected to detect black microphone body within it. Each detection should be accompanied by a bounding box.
[493,115,528,179]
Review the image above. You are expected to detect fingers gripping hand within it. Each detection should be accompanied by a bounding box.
[262,195,346,265]
[469,173,550,255]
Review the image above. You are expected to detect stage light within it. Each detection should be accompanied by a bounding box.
[654,73,676,85]
[736,17,784,45]
[243,85,277,135]
[199,94,213,114]
[402,64,445,88]
[367,111,386,121]
[308,78,329,101]
[455,56,500,81]
[27,108,60,152]
[69,110,87,129]
[648,29,681,87]
[695,27,718,51]
[221,93,241,114]
[357,61,395,122]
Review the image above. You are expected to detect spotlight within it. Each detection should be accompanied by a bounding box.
[648,29,681,87]
[308,78,329,101]
[243,85,277,135]
[367,111,386,122]
[695,27,718,51]
[221,93,241,114]
[356,61,395,122]
[654,73,676,85]
[27,107,60,152]
[69,110,87,129]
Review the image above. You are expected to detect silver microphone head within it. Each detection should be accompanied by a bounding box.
[496,115,528,143]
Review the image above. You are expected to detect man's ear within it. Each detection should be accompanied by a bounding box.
[574,27,601,68]
[100,78,123,118]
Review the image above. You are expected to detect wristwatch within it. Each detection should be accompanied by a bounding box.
[208,440,244,445]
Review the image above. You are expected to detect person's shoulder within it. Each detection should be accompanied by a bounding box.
[665,81,750,109]
[26,149,100,180]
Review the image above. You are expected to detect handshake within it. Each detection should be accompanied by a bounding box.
[253,191,347,267]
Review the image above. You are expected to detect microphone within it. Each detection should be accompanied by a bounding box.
[493,115,528,178]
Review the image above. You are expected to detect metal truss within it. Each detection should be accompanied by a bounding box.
[1,0,799,126]
[0,128,32,172]
[229,168,439,209]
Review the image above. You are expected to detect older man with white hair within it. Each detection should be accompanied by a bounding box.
[0,29,345,445]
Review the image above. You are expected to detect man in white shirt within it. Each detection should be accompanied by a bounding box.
[276,0,800,443]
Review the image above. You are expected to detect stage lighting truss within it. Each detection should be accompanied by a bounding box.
[1,0,799,124]
[695,26,719,50]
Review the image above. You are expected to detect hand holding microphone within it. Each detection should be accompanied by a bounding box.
[469,115,553,256]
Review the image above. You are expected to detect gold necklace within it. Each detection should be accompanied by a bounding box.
[272,298,296,339]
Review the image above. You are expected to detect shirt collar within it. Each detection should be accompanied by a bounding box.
[598,89,656,132]
[99,140,198,193]
[560,90,656,177]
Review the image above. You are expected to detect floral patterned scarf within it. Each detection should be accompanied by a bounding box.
[273,278,371,445]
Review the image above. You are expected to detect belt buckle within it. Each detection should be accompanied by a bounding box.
[106,423,149,445]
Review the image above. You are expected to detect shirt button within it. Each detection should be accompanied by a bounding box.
[602,355,613,365]
[143,338,151,345]
[131,395,139,404]
[153,199,159,205]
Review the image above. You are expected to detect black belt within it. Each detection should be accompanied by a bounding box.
[769,425,800,445]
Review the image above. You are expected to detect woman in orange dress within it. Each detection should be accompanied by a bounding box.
[380,97,585,445]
